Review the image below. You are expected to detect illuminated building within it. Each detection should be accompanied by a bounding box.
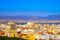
[5,22,17,37]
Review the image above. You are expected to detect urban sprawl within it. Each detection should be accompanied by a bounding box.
[0,22,60,40]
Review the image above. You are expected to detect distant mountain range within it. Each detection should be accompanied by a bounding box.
[0,15,60,20]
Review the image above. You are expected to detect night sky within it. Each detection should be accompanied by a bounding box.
[0,0,60,17]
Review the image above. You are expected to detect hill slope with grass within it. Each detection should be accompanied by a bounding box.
[0,36,26,40]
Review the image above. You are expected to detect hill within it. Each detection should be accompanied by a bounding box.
[0,15,60,20]
[0,36,26,40]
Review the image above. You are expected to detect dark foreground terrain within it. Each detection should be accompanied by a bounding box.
[0,36,26,40]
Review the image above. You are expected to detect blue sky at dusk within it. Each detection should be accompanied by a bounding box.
[0,0,60,17]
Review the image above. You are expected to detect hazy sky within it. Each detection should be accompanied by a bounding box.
[0,0,60,16]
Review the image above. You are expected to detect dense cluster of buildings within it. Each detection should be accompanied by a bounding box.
[0,22,60,40]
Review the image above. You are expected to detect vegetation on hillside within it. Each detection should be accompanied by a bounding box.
[0,36,26,40]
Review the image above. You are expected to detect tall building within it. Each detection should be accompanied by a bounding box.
[5,22,17,37]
